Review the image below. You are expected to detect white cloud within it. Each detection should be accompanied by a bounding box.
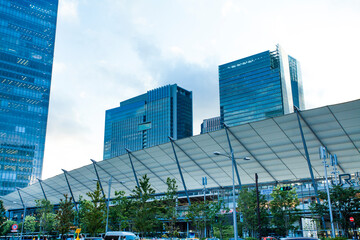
[58,0,79,22]
[42,0,360,180]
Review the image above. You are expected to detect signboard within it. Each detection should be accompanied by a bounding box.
[261,189,273,195]
[11,224,18,231]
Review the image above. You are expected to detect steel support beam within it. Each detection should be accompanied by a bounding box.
[327,106,360,155]
[62,169,79,213]
[169,137,191,205]
[294,107,327,234]
[224,124,242,189]
[91,159,106,198]
[16,188,25,208]
[125,148,141,192]
[172,138,222,187]
[226,126,277,182]
[126,149,166,190]
[295,106,345,173]
[37,178,47,201]
[93,161,132,192]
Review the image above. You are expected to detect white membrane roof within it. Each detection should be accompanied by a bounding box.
[2,99,360,209]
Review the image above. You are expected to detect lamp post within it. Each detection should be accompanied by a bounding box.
[13,201,26,240]
[214,151,250,240]
[105,177,112,233]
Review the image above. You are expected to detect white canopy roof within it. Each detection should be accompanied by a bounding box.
[2,99,360,210]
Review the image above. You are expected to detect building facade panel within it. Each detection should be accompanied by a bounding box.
[219,45,304,127]
[0,0,58,195]
[103,84,192,159]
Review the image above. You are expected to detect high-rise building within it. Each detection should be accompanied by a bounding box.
[104,84,193,159]
[219,45,304,127]
[200,116,221,134]
[0,0,58,195]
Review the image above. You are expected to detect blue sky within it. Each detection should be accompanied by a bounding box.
[42,0,360,179]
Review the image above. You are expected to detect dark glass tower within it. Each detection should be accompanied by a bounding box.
[104,84,193,159]
[0,0,58,195]
[219,45,304,127]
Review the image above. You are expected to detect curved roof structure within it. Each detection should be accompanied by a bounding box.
[2,99,360,210]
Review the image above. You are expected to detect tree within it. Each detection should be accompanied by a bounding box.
[24,215,37,233]
[56,194,75,236]
[160,177,179,238]
[238,187,270,237]
[0,220,17,235]
[130,174,161,237]
[269,186,300,236]
[79,182,106,236]
[109,190,132,231]
[0,200,6,228]
[310,185,360,237]
[185,201,208,239]
[36,199,56,236]
[208,199,230,239]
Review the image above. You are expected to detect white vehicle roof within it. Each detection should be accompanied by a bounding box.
[105,232,136,236]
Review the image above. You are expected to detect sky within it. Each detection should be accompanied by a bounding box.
[42,0,360,180]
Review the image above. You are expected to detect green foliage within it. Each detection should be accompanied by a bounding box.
[269,186,300,236]
[245,237,258,240]
[160,177,179,238]
[109,190,132,231]
[207,199,229,240]
[310,185,360,237]
[238,187,270,237]
[24,215,37,233]
[0,200,6,227]
[130,174,161,237]
[185,201,208,239]
[213,225,233,240]
[56,194,75,236]
[0,220,16,235]
[79,182,106,236]
[36,198,56,235]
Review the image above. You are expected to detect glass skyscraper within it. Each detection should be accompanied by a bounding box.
[0,0,58,195]
[219,45,304,127]
[104,84,193,159]
[200,116,221,134]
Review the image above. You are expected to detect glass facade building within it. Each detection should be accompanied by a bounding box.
[104,84,192,159]
[200,116,221,134]
[0,0,58,195]
[219,45,304,127]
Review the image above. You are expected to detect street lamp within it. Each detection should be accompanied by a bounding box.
[214,151,250,240]
[13,201,26,240]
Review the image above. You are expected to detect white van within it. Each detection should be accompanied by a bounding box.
[104,231,139,240]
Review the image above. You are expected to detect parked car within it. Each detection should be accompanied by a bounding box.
[104,231,139,240]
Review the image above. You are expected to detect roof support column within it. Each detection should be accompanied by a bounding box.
[295,107,326,234]
[91,159,106,198]
[224,124,242,189]
[125,148,141,192]
[37,178,47,201]
[62,169,79,214]
[169,137,191,206]
[16,188,25,208]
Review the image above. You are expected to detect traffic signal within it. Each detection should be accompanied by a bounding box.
[215,216,219,223]
[280,186,292,191]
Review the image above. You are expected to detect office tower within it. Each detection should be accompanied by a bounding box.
[104,84,193,159]
[219,45,304,127]
[200,116,221,134]
[0,0,58,195]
